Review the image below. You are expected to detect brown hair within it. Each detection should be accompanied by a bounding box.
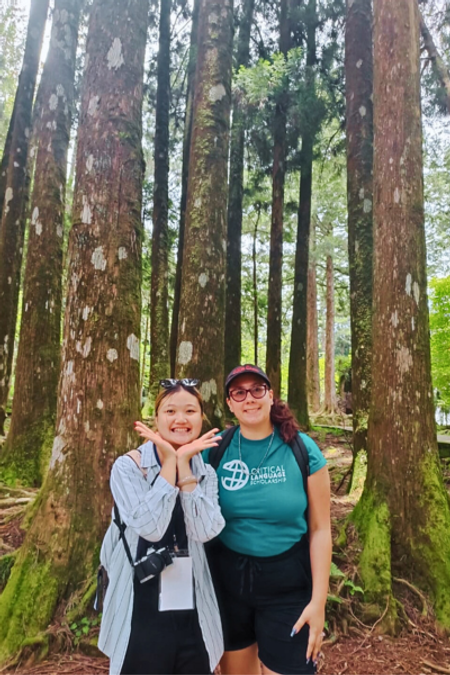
[154,383,204,416]
[270,398,301,444]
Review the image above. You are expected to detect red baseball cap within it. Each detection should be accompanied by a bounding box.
[225,364,271,394]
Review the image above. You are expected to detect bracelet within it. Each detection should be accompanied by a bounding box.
[177,475,198,488]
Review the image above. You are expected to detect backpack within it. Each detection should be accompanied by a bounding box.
[208,425,311,495]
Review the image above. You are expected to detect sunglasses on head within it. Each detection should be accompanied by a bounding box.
[159,378,200,390]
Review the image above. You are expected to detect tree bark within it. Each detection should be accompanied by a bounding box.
[266,0,290,397]
[224,0,256,376]
[0,0,148,660]
[0,0,49,435]
[253,206,261,366]
[345,0,373,457]
[170,0,200,377]
[150,0,171,398]
[288,0,317,426]
[419,11,450,115]
[175,0,233,427]
[306,223,320,412]
[0,0,83,487]
[324,250,336,413]
[352,0,450,630]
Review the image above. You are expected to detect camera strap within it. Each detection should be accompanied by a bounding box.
[113,503,135,567]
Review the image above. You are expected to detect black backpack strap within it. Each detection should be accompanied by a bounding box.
[113,502,135,567]
[289,433,310,495]
[209,425,239,469]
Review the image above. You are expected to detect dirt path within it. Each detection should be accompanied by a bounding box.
[0,430,449,674]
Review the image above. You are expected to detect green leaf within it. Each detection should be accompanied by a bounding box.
[327,594,343,604]
[82,626,90,635]
[330,562,346,578]
[70,623,77,630]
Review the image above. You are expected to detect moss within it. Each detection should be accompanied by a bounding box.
[0,552,16,591]
[349,450,367,494]
[0,418,54,488]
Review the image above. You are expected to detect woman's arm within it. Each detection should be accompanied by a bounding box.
[179,464,225,543]
[292,466,331,663]
[110,454,178,541]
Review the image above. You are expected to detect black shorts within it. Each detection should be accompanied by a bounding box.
[206,537,315,675]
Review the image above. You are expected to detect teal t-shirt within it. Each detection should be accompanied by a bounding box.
[203,427,326,556]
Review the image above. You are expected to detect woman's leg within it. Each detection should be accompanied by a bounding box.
[220,644,260,675]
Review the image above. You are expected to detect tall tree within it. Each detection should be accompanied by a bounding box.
[266,0,290,396]
[0,0,83,486]
[351,0,450,629]
[150,0,171,398]
[324,242,336,413]
[288,0,318,426]
[306,222,320,412]
[175,0,233,426]
[419,10,450,115]
[170,0,200,376]
[0,0,148,660]
[224,0,256,376]
[0,0,49,435]
[345,0,373,458]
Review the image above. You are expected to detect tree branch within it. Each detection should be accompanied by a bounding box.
[419,11,450,114]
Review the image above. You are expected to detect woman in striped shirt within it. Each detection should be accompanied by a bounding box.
[98,379,225,675]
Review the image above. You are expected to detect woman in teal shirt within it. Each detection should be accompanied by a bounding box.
[204,364,331,675]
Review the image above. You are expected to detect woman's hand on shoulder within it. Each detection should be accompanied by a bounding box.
[133,421,177,462]
[177,428,222,462]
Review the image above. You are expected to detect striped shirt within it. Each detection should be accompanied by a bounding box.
[98,441,225,674]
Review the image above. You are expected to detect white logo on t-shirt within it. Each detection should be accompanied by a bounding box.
[221,459,249,491]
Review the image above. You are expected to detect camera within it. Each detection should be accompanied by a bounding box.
[134,546,173,584]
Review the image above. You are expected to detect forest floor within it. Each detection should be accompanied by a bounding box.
[0,427,450,674]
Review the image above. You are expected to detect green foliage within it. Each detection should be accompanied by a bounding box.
[429,276,450,409]
[0,4,26,150]
[69,615,101,645]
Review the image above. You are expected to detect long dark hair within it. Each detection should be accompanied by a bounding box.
[270,398,301,444]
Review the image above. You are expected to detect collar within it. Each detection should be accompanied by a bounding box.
[137,440,207,479]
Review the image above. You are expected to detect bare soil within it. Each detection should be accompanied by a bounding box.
[0,428,449,675]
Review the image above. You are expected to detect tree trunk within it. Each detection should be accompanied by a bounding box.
[170,0,200,376]
[419,11,450,115]
[351,0,450,630]
[0,0,148,660]
[288,0,317,426]
[345,0,373,458]
[175,0,233,427]
[306,223,320,412]
[0,0,49,436]
[0,0,83,487]
[224,0,255,376]
[324,250,336,413]
[266,0,290,397]
[150,0,171,398]
[253,206,261,366]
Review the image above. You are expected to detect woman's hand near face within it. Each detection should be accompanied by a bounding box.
[177,428,221,463]
[134,421,177,462]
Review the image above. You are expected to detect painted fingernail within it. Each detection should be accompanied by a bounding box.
[290,628,297,637]
[306,658,310,664]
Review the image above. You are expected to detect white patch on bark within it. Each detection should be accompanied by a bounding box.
[394,187,400,203]
[96,399,104,409]
[107,348,118,362]
[82,306,91,320]
[396,346,413,375]
[76,337,92,358]
[413,281,420,306]
[127,334,140,361]
[201,379,217,402]
[214,406,223,418]
[195,197,202,208]
[31,206,39,224]
[209,84,226,102]
[359,106,366,117]
[81,196,92,224]
[35,222,42,236]
[356,59,363,69]
[391,310,399,327]
[411,317,415,331]
[56,84,65,97]
[87,95,99,116]
[107,38,124,70]
[118,247,127,260]
[86,154,94,172]
[49,93,58,110]
[359,187,364,199]
[7,276,11,285]
[198,273,209,288]
[4,187,13,213]
[25,303,28,312]
[178,341,193,365]
[50,434,67,470]
[57,225,63,238]
[91,246,107,271]
[363,199,372,213]
[405,273,412,296]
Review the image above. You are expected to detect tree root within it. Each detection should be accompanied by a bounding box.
[421,660,450,674]
[393,576,428,616]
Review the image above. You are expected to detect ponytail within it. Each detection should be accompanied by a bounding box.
[270,398,301,444]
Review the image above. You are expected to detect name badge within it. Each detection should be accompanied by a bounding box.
[158,556,194,611]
